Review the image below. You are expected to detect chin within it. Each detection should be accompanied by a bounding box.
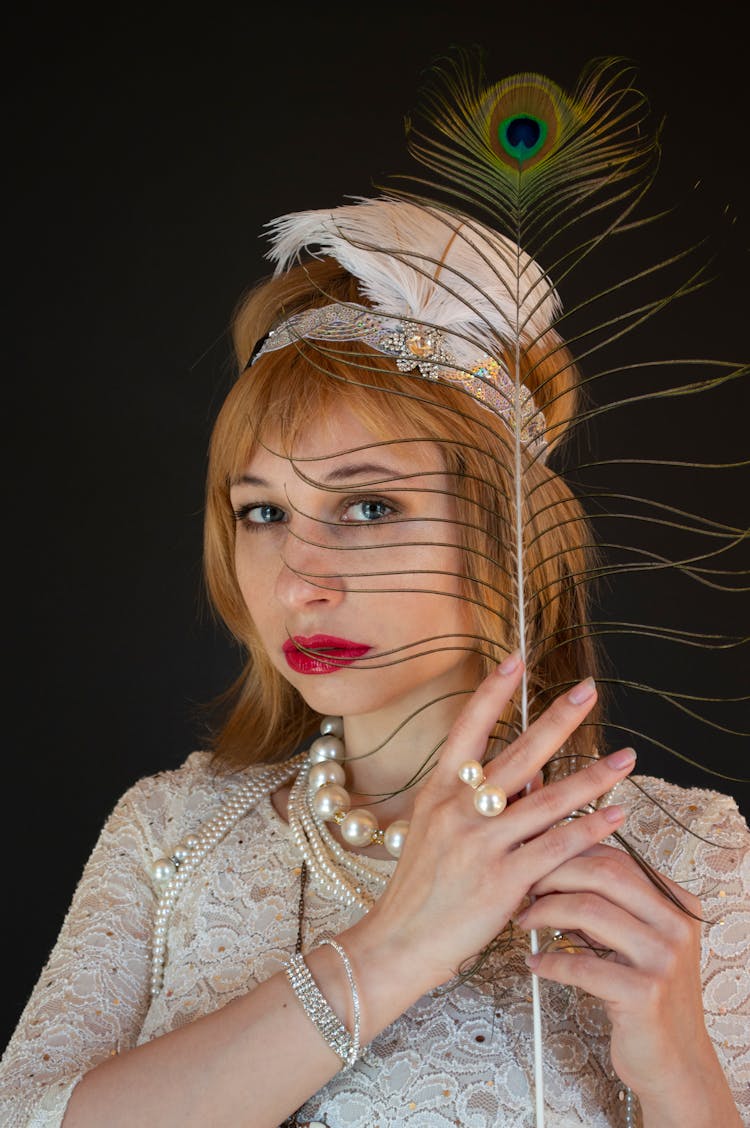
[280,655,477,723]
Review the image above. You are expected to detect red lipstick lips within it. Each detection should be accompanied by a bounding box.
[283,634,372,675]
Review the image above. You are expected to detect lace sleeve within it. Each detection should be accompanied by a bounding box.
[616,776,750,1124]
[0,782,158,1127]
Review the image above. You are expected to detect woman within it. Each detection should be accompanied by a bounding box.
[2,61,748,1127]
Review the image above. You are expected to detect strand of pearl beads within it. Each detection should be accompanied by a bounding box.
[148,759,300,995]
[308,716,410,859]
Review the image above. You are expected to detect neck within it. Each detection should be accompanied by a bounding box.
[340,672,477,823]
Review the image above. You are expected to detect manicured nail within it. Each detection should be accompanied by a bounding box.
[603,804,625,823]
[497,649,522,676]
[525,953,541,969]
[606,747,636,771]
[567,677,596,705]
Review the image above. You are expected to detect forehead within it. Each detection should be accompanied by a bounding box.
[238,401,446,479]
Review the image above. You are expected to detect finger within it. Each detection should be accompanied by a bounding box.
[525,946,641,1004]
[508,803,627,892]
[434,651,525,786]
[571,841,705,915]
[528,848,703,925]
[562,842,647,866]
[491,747,636,845]
[480,677,600,794]
[534,842,657,888]
[608,848,703,917]
[517,891,669,969]
[507,770,543,806]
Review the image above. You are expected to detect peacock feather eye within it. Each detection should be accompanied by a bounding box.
[483,75,567,171]
[497,115,548,163]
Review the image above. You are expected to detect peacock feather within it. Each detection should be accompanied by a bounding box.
[390,49,748,774]
[247,49,748,1128]
[397,55,748,1125]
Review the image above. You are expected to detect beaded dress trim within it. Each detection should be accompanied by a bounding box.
[150,755,304,994]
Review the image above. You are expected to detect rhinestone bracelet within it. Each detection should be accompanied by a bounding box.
[320,939,361,1065]
[285,952,356,1068]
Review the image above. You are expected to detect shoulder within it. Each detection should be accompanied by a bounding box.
[618,774,747,835]
[608,773,749,881]
[105,751,303,856]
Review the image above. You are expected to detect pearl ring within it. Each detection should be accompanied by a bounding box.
[458,760,507,817]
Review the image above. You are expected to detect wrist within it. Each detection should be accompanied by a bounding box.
[635,1038,741,1128]
[334,917,446,1045]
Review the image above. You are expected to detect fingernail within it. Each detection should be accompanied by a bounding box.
[606,747,636,771]
[497,649,522,676]
[603,804,625,824]
[525,953,541,969]
[567,677,596,705]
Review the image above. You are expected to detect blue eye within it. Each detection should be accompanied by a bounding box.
[234,503,286,527]
[256,504,285,524]
[343,499,394,522]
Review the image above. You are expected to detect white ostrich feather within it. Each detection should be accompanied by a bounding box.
[264,198,561,368]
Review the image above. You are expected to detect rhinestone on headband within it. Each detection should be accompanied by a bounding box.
[377,324,455,379]
[464,358,547,451]
[252,303,548,458]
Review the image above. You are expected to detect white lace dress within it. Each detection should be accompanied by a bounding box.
[1,751,748,1127]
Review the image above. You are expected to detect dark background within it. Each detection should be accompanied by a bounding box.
[5,3,748,1049]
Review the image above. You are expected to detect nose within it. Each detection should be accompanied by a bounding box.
[274,522,346,613]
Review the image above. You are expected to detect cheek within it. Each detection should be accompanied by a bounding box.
[393,556,472,634]
[233,545,251,600]
[234,541,274,610]
[424,545,469,604]
[388,544,467,603]
[388,538,464,579]
[436,548,475,633]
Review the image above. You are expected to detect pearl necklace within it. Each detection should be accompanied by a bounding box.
[286,716,409,911]
[148,718,409,991]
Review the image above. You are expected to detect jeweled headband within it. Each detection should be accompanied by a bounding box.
[247,199,560,461]
[251,304,547,456]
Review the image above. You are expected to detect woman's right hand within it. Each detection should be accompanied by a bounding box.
[339,655,635,1031]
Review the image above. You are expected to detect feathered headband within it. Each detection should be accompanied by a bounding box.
[249,198,560,460]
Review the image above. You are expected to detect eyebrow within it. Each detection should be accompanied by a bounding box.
[230,462,418,487]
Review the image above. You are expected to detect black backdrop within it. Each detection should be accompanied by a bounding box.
[5,3,749,1050]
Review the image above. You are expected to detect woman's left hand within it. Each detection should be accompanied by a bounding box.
[517,842,740,1125]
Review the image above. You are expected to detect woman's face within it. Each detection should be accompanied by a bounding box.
[230,402,479,725]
